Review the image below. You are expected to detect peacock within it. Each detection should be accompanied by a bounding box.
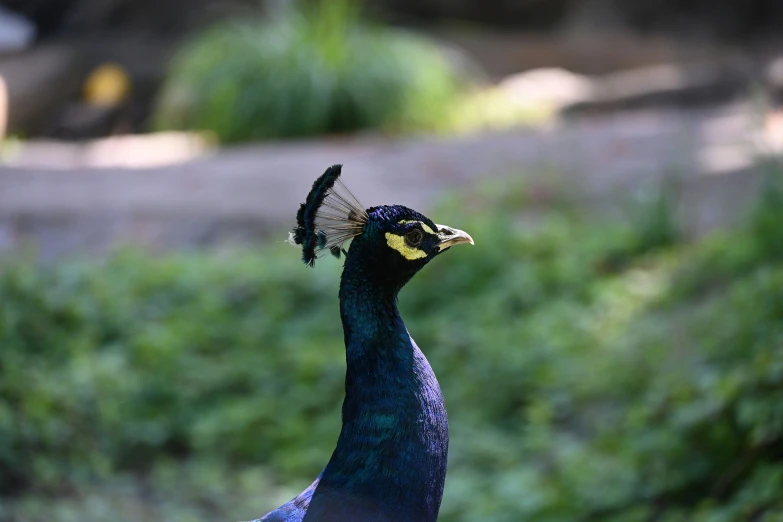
[253,165,473,522]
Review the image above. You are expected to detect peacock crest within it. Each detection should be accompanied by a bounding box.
[290,164,368,266]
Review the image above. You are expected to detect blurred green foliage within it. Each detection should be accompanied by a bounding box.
[1,169,782,521]
[153,0,463,142]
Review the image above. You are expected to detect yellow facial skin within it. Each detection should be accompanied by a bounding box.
[385,219,473,260]
[397,220,435,235]
[385,232,428,260]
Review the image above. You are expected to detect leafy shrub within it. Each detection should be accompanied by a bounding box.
[153,0,463,142]
[1,172,782,521]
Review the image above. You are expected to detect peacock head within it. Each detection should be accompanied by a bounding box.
[290,164,473,286]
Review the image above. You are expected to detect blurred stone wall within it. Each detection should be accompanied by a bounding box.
[373,0,783,41]
[3,0,783,40]
[0,0,258,37]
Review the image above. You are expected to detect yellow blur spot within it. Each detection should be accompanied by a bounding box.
[385,233,427,260]
[83,63,131,107]
[398,220,435,235]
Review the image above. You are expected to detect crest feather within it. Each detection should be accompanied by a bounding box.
[292,165,367,267]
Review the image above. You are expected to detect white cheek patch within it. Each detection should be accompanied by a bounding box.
[397,220,435,235]
[385,233,428,260]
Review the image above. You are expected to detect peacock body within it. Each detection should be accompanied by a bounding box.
[254,165,473,522]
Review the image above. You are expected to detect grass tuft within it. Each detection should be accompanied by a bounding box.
[154,0,463,142]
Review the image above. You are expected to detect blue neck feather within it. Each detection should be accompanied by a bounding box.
[301,241,449,522]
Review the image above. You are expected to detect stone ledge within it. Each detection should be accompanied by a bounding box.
[0,104,769,261]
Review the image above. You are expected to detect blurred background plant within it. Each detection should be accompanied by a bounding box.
[153,0,466,141]
[2,166,782,521]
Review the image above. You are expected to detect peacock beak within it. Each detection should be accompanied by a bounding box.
[436,224,474,251]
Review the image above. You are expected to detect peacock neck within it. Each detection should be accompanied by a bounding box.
[338,261,404,356]
[303,256,448,522]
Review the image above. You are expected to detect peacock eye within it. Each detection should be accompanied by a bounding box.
[405,229,424,247]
